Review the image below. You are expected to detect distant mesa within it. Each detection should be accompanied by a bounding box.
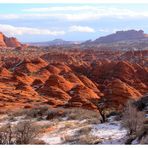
[83,30,148,45]
[0,32,26,48]
[28,38,81,46]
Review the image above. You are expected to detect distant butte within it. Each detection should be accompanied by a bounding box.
[83,30,148,45]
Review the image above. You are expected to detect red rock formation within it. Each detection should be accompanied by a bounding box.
[78,75,100,93]
[45,65,61,75]
[36,69,51,82]
[0,67,11,77]
[0,32,22,47]
[53,63,72,73]
[43,74,73,92]
[31,79,44,89]
[39,86,71,102]
[4,37,21,47]
[13,71,34,85]
[16,82,37,94]
[64,85,100,111]
[91,60,148,94]
[0,33,6,47]
[104,79,142,107]
[62,72,84,85]
[0,49,147,112]
[68,85,100,101]
[15,58,48,73]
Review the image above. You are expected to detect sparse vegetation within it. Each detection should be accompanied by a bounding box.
[65,108,101,123]
[63,130,101,144]
[76,126,92,135]
[14,121,40,144]
[0,120,40,144]
[25,106,49,119]
[121,99,147,144]
[121,100,145,135]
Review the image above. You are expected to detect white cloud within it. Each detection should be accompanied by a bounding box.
[23,6,97,12]
[0,13,99,21]
[0,24,65,36]
[0,6,148,21]
[1,6,148,22]
[22,6,148,21]
[69,25,95,33]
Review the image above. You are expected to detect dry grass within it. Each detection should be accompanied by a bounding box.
[64,108,101,123]
[63,134,101,144]
[76,126,92,135]
[121,100,145,135]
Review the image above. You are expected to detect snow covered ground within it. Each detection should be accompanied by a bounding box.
[40,120,82,144]
[91,121,127,144]
[0,114,128,144]
[39,117,127,144]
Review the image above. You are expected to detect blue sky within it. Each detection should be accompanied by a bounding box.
[0,3,148,42]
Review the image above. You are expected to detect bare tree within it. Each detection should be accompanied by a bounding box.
[0,124,14,144]
[15,120,40,144]
[121,99,145,135]
[0,120,40,144]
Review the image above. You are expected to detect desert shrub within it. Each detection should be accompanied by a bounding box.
[76,126,92,135]
[46,109,65,120]
[14,121,40,144]
[140,134,148,144]
[65,108,101,122]
[85,118,100,124]
[8,109,29,118]
[0,109,8,115]
[63,134,101,144]
[121,100,145,135]
[63,122,75,128]
[62,135,77,144]
[26,106,49,119]
[37,106,49,117]
[106,111,120,118]
[31,139,46,144]
[0,120,40,144]
[77,135,101,144]
[8,116,17,122]
[99,107,117,122]
[0,124,13,144]
[24,108,38,118]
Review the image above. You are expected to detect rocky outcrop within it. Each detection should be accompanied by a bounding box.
[4,37,21,47]
[15,58,48,73]
[39,86,71,102]
[0,49,147,112]
[64,85,102,111]
[104,79,142,107]
[13,71,34,85]
[42,74,73,92]
[0,33,6,47]
[0,32,22,47]
[0,67,11,77]
[83,30,147,45]
[95,30,145,43]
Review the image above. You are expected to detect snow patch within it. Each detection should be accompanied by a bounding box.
[41,135,62,144]
[91,121,127,144]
